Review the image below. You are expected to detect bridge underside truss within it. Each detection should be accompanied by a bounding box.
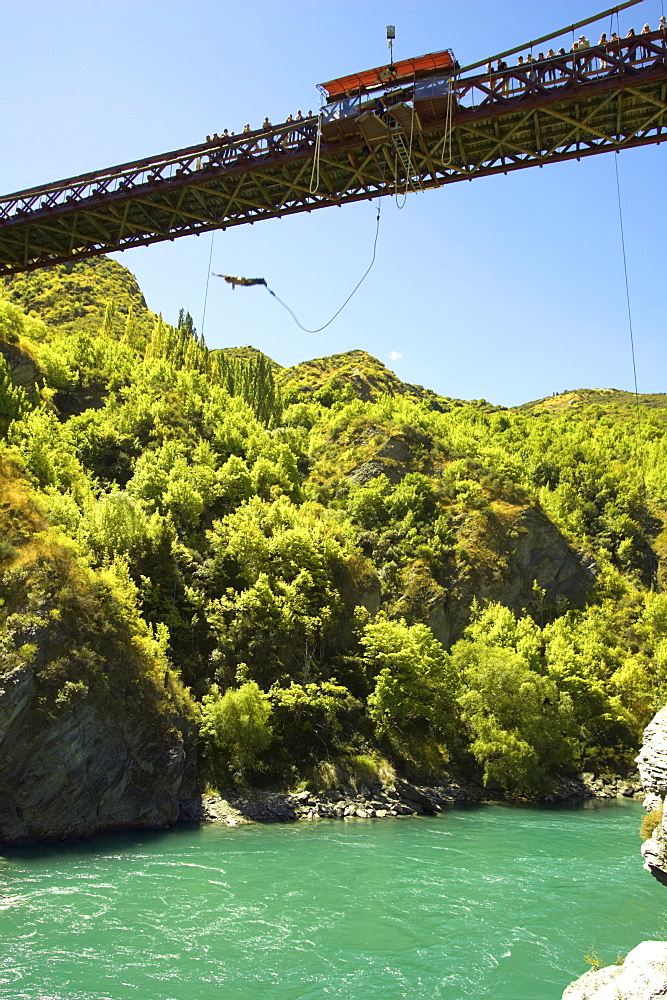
[0,33,666,275]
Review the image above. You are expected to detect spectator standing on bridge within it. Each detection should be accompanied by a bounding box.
[626,28,638,61]
[660,15,667,32]
[263,117,272,130]
[222,130,233,159]
[578,35,591,72]
[597,33,607,71]
[641,24,652,59]
[545,49,557,80]
[497,59,509,93]
[526,53,537,79]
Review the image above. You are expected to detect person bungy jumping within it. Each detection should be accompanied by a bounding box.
[213,274,268,289]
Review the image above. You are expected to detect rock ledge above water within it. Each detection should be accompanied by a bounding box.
[562,942,667,1000]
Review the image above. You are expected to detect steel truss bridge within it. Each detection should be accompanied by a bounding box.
[1,30,666,276]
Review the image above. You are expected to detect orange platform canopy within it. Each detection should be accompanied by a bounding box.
[319,49,455,100]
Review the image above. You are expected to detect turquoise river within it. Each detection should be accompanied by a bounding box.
[1,800,664,1000]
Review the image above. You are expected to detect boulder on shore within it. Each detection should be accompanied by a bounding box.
[562,942,667,1000]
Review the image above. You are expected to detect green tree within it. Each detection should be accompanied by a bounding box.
[453,640,575,796]
[200,681,273,784]
[363,616,460,754]
[0,355,28,437]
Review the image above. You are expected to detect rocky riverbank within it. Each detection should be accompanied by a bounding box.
[194,772,643,827]
[559,706,667,999]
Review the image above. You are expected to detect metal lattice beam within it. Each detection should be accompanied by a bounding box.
[1,32,666,275]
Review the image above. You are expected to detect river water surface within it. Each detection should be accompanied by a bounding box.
[1,799,663,1000]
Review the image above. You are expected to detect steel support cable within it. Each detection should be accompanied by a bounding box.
[200,230,216,338]
[604,11,647,497]
[200,163,226,337]
[613,150,648,501]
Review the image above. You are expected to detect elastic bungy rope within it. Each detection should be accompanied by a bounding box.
[395,77,422,209]
[435,77,455,165]
[309,112,323,194]
[443,78,455,165]
[266,199,382,333]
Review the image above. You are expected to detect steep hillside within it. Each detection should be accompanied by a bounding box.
[1,256,666,841]
[519,387,667,416]
[0,256,155,341]
[280,349,490,411]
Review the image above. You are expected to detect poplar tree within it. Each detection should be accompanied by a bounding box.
[0,355,28,437]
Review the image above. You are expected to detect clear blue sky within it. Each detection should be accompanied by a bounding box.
[3,0,665,406]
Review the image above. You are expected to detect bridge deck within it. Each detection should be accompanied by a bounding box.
[1,32,666,275]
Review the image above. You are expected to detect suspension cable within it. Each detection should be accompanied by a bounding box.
[200,159,226,338]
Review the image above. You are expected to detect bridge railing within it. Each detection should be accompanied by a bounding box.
[0,31,665,225]
[0,120,319,223]
[453,30,667,110]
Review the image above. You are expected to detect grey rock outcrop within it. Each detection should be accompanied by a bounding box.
[0,665,198,845]
[479,506,597,609]
[637,706,667,885]
[562,942,667,999]
[0,341,42,403]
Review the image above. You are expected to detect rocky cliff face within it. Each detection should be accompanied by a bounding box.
[0,460,200,846]
[0,665,198,844]
[637,706,667,885]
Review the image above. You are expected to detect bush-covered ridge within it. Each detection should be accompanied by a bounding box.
[1,255,666,816]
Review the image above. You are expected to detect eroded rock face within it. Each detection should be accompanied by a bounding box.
[0,665,198,845]
[562,942,667,999]
[637,706,667,885]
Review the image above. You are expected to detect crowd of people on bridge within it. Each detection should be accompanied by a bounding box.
[203,109,314,148]
[486,17,666,90]
[196,16,666,155]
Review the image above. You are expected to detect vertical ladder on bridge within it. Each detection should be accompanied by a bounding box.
[390,130,424,193]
